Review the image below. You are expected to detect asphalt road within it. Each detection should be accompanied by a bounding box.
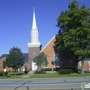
[0,77,90,90]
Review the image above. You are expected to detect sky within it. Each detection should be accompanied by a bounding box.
[0,0,90,56]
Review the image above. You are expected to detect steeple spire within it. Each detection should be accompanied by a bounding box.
[28,7,41,47]
[32,7,37,29]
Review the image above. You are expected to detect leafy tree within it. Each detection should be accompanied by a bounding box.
[6,47,25,72]
[3,61,6,69]
[3,61,7,76]
[33,52,48,71]
[56,0,90,74]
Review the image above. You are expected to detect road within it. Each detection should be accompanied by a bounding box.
[0,77,90,90]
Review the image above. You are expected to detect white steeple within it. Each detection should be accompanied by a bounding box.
[32,7,37,29]
[28,8,41,47]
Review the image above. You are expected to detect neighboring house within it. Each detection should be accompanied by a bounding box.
[0,53,29,72]
[78,58,90,71]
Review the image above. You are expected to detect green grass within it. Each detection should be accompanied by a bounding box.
[0,72,28,79]
[30,72,90,78]
[0,72,90,79]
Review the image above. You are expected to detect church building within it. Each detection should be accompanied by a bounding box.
[0,8,90,72]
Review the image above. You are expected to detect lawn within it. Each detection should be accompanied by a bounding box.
[0,72,90,79]
[0,72,28,79]
[30,72,90,78]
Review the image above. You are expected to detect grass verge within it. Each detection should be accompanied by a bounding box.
[0,72,28,79]
[30,72,90,78]
[0,72,90,79]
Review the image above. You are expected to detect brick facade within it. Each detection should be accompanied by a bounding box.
[0,57,29,72]
[41,37,56,69]
[0,57,14,72]
[78,61,90,71]
[29,47,41,70]
[41,36,90,71]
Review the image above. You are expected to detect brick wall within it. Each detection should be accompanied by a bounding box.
[0,57,29,72]
[42,38,56,69]
[41,37,90,71]
[78,61,90,71]
[29,47,40,70]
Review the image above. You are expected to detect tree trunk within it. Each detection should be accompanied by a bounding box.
[15,69,17,75]
[81,59,84,75]
[75,55,78,72]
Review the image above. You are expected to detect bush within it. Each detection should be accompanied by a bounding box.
[34,70,46,74]
[58,69,72,74]
[84,71,90,73]
[4,72,8,76]
[41,68,52,71]
[9,72,24,75]
[53,68,60,71]
[24,70,28,74]
[7,75,10,77]
[16,72,24,75]
[0,72,4,76]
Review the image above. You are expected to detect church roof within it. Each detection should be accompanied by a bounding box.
[0,53,28,63]
[40,36,55,52]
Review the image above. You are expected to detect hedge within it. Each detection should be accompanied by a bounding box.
[4,72,8,76]
[58,69,72,74]
[0,72,8,76]
[41,68,52,71]
[24,70,28,74]
[0,72,4,76]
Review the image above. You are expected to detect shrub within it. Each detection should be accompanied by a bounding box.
[16,72,24,75]
[84,71,90,73]
[9,72,24,75]
[53,68,60,71]
[34,70,46,74]
[7,75,10,77]
[0,72,4,76]
[58,69,72,74]
[41,68,52,71]
[4,72,8,76]
[24,70,28,74]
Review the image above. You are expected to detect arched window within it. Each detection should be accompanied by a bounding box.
[54,53,60,67]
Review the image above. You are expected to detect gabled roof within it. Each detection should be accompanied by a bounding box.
[40,36,55,52]
[22,53,29,63]
[0,53,29,63]
[0,54,8,59]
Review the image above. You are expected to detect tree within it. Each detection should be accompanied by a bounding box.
[56,0,90,74]
[33,52,48,71]
[6,47,25,72]
[3,61,6,72]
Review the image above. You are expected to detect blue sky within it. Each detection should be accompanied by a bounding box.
[0,0,90,56]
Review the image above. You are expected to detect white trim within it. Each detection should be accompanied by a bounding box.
[32,62,37,70]
[89,61,90,66]
[28,42,41,47]
[79,61,81,66]
[44,67,48,68]
[4,68,6,72]
[40,36,55,52]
